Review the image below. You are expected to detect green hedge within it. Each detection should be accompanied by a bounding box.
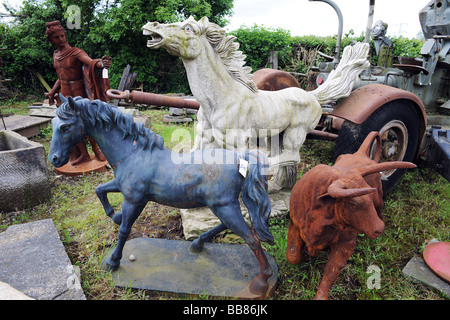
[0,0,234,96]
[1,8,424,96]
[231,26,423,76]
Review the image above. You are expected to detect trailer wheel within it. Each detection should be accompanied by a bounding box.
[333,100,419,193]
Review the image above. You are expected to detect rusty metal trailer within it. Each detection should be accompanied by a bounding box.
[308,0,449,192]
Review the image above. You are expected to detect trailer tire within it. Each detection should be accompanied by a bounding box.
[333,100,419,194]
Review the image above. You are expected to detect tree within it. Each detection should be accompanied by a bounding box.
[1,0,64,92]
[1,0,234,94]
[86,0,234,93]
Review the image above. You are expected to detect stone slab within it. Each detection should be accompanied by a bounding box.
[179,207,241,241]
[0,130,51,213]
[117,107,141,117]
[0,281,34,300]
[169,107,186,116]
[29,107,57,118]
[1,115,51,138]
[163,114,193,123]
[402,255,450,297]
[104,237,278,299]
[180,190,290,240]
[0,219,86,300]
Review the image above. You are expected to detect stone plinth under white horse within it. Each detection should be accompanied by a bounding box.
[143,16,369,169]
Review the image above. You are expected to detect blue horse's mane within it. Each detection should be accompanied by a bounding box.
[56,97,164,151]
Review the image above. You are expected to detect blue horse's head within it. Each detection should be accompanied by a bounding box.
[49,95,166,168]
[48,96,86,167]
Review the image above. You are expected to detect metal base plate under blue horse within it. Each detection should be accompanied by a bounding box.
[102,237,278,299]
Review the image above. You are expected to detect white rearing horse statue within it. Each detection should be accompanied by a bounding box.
[143,16,369,167]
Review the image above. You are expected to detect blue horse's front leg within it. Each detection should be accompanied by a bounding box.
[104,200,147,271]
[96,179,122,225]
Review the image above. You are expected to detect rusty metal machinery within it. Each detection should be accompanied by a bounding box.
[107,89,200,110]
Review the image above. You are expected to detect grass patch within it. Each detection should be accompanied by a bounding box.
[140,107,196,150]
[267,165,449,300]
[0,95,40,115]
[0,99,448,300]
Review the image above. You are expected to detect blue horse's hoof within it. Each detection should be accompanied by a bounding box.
[103,257,120,271]
[249,275,269,296]
[112,212,122,225]
[189,239,204,253]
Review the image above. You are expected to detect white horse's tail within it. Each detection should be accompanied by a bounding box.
[310,42,370,105]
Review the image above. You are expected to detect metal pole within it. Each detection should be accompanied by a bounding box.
[365,0,376,43]
[309,0,343,61]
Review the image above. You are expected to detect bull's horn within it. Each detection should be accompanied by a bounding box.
[357,131,381,162]
[320,179,376,199]
[359,161,417,177]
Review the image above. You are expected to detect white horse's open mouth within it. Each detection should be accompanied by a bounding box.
[143,28,163,48]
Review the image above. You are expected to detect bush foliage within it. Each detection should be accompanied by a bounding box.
[1,0,234,95]
[229,24,292,72]
[1,0,424,95]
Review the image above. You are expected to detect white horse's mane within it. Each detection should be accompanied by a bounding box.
[194,17,258,93]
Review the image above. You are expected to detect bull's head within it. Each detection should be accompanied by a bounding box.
[319,161,416,239]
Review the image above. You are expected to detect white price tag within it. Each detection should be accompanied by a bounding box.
[239,158,249,177]
[102,68,109,79]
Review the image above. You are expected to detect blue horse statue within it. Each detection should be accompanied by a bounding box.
[48,96,274,295]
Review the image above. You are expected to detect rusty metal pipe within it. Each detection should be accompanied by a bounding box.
[308,129,338,140]
[107,89,200,110]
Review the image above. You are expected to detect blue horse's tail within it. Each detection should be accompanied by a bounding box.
[239,150,274,245]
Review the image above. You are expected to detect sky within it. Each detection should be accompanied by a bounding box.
[2,0,429,39]
[226,0,428,39]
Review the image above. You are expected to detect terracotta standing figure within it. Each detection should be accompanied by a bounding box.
[45,20,110,165]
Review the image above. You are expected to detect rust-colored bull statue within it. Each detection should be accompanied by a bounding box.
[286,131,416,300]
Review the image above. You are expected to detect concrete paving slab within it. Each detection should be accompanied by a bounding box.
[0,219,86,300]
[402,255,450,297]
[1,115,51,138]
